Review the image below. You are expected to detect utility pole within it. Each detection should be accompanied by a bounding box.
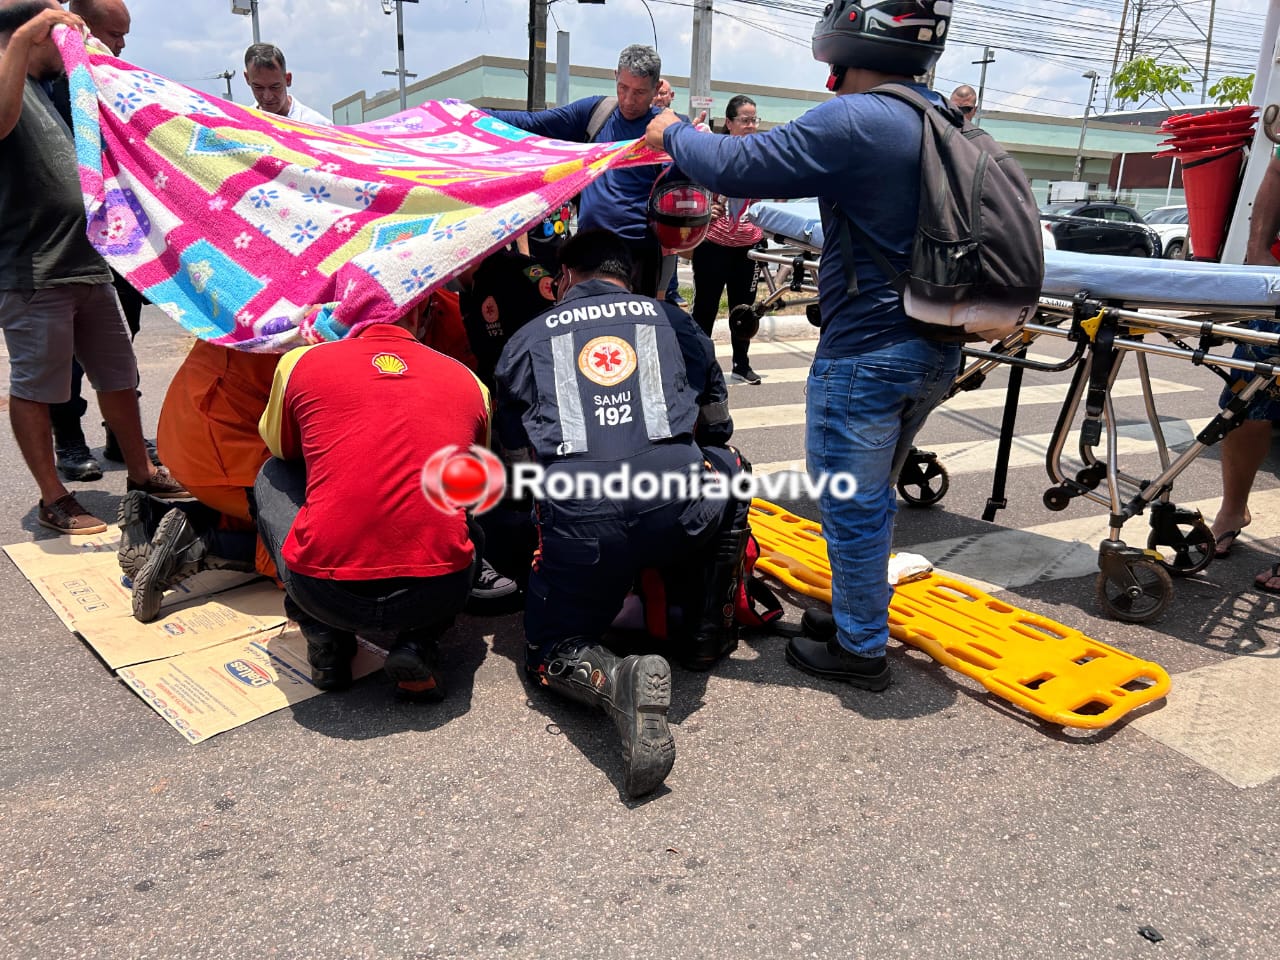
[217,69,235,102]
[555,31,570,108]
[973,46,994,123]
[380,0,419,113]
[526,0,548,110]
[1107,0,1130,111]
[229,1,260,44]
[1201,0,1216,101]
[1073,70,1100,182]
[689,0,713,121]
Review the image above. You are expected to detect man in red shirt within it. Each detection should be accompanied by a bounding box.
[147,300,490,698]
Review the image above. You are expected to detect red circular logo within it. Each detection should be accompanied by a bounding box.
[420,444,507,515]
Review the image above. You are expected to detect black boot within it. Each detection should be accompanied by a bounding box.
[680,526,749,671]
[131,509,253,622]
[116,490,164,578]
[53,430,103,483]
[543,640,675,798]
[117,493,223,579]
[801,607,837,641]
[102,422,161,466]
[384,632,445,703]
[285,596,357,692]
[785,635,892,691]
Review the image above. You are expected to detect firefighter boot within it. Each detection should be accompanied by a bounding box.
[131,509,253,622]
[680,526,749,671]
[543,640,675,798]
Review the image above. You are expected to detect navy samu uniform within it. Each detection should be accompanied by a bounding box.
[495,279,733,669]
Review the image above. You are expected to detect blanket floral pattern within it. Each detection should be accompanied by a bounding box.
[55,26,662,351]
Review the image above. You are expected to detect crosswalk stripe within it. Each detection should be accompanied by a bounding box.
[904,486,1280,590]
[713,340,820,360]
[728,370,1197,406]
[714,341,1066,364]
[924,417,1213,476]
[745,411,1213,471]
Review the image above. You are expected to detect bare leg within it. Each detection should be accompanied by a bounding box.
[97,387,158,485]
[1210,419,1272,542]
[10,397,70,505]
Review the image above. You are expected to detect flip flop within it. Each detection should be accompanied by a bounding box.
[1214,529,1243,558]
[1254,562,1280,595]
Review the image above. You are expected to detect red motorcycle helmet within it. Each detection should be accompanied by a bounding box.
[648,169,713,254]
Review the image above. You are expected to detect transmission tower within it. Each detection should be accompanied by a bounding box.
[1107,0,1219,111]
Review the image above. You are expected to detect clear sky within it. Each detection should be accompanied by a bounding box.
[106,1,1263,122]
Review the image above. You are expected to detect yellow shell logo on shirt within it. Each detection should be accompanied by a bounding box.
[578,336,637,387]
[371,353,408,375]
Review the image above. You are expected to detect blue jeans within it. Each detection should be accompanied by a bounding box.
[806,337,961,657]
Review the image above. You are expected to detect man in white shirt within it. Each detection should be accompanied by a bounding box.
[242,42,330,126]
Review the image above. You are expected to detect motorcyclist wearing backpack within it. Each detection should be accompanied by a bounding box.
[645,0,963,691]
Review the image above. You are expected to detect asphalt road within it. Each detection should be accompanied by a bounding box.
[1,307,1277,960]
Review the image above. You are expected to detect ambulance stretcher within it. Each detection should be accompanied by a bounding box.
[744,200,1280,624]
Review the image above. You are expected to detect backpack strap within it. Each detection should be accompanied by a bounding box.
[824,83,955,299]
[826,197,909,298]
[585,96,619,141]
[867,82,966,129]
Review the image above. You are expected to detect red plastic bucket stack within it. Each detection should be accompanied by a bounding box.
[1157,105,1258,260]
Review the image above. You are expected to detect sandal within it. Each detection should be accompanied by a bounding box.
[1214,528,1244,558]
[1254,562,1280,595]
[38,494,107,535]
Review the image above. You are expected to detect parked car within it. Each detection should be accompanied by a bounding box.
[1039,201,1161,257]
[1144,204,1191,259]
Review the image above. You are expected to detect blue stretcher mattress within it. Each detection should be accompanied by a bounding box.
[747,200,1280,309]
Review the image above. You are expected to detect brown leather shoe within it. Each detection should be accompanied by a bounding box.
[38,494,108,536]
[126,466,189,500]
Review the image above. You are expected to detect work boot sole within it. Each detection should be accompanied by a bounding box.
[384,645,445,703]
[130,510,188,623]
[784,642,892,692]
[610,655,675,798]
[116,490,153,579]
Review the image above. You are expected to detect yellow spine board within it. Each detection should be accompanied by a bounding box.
[748,499,1171,730]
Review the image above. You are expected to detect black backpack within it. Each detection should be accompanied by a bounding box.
[829,83,1044,341]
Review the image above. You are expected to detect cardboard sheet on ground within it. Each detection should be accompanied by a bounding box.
[4,531,383,742]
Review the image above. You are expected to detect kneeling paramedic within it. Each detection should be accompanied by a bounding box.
[494,229,744,798]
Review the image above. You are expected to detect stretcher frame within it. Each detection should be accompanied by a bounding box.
[743,205,1280,623]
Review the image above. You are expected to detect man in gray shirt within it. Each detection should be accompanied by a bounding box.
[0,0,184,534]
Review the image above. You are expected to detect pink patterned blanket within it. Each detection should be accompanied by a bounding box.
[55,27,662,350]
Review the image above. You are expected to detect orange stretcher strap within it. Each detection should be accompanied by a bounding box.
[749,499,1170,730]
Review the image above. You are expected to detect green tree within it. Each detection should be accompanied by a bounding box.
[1112,57,1194,109]
[1207,74,1255,106]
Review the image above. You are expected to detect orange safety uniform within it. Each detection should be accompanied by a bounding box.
[156,339,281,578]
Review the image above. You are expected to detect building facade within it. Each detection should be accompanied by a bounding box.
[332,57,1189,212]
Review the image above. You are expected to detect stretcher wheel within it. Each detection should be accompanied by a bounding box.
[897,452,949,507]
[1095,559,1173,624]
[1146,518,1214,576]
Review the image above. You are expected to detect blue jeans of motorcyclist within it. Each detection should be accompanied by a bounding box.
[806,337,961,658]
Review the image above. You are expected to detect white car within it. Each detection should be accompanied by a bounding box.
[1144,205,1190,259]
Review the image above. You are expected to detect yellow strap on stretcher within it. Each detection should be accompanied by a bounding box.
[749,499,1170,730]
